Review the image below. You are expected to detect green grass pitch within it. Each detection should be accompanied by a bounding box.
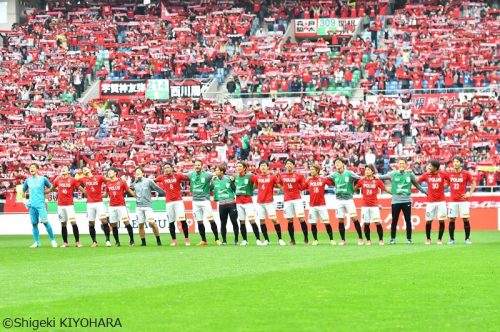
[1,231,499,331]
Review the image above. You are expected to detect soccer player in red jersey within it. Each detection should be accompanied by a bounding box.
[52,165,86,247]
[418,160,451,245]
[447,157,476,244]
[253,161,285,246]
[303,164,336,245]
[278,159,309,245]
[233,161,262,246]
[355,165,391,245]
[104,168,136,247]
[155,163,191,246]
[79,166,109,247]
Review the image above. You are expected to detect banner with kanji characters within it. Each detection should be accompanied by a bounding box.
[295,19,318,37]
[99,80,147,99]
[169,80,202,98]
[411,93,459,109]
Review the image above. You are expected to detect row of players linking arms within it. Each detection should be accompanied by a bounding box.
[22,156,476,249]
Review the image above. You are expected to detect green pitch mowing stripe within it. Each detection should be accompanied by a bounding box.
[1,232,499,331]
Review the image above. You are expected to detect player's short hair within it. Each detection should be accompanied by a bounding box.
[453,156,464,164]
[365,164,376,173]
[429,159,440,170]
[236,161,248,170]
[135,167,145,173]
[259,160,269,167]
[194,159,203,165]
[285,158,295,165]
[215,165,227,174]
[309,164,320,173]
[108,167,120,174]
[397,157,408,164]
[334,157,346,165]
[164,162,173,168]
[28,163,39,169]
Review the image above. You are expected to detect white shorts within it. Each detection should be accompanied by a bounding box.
[425,201,447,221]
[256,202,277,220]
[166,200,186,223]
[361,207,381,223]
[136,206,155,224]
[192,200,214,222]
[283,199,305,219]
[87,202,107,222]
[58,205,76,223]
[237,203,255,221]
[109,206,130,224]
[447,202,470,219]
[335,199,357,219]
[308,206,330,224]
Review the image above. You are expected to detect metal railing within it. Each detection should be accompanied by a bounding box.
[201,84,499,102]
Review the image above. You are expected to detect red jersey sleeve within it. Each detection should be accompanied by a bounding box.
[71,178,80,189]
[324,178,334,186]
[354,178,363,190]
[376,179,385,191]
[121,180,130,192]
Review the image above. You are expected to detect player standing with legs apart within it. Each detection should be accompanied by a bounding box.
[447,157,476,245]
[233,161,263,246]
[22,163,58,248]
[104,168,136,247]
[156,163,191,246]
[254,161,286,246]
[304,164,336,246]
[377,158,427,244]
[52,165,86,247]
[418,160,450,245]
[327,158,364,245]
[278,159,309,245]
[131,167,165,246]
[186,160,221,246]
[79,167,109,247]
[212,165,239,245]
[355,165,391,245]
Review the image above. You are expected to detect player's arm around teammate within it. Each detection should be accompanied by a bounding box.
[304,164,336,246]
[103,168,136,247]
[355,165,391,245]
[156,163,191,246]
[327,158,364,245]
[233,161,262,246]
[80,167,110,247]
[278,158,309,245]
[253,161,286,246]
[212,165,239,245]
[131,167,165,246]
[186,160,221,246]
[51,165,86,247]
[377,158,427,244]
[447,156,476,244]
[418,160,450,245]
